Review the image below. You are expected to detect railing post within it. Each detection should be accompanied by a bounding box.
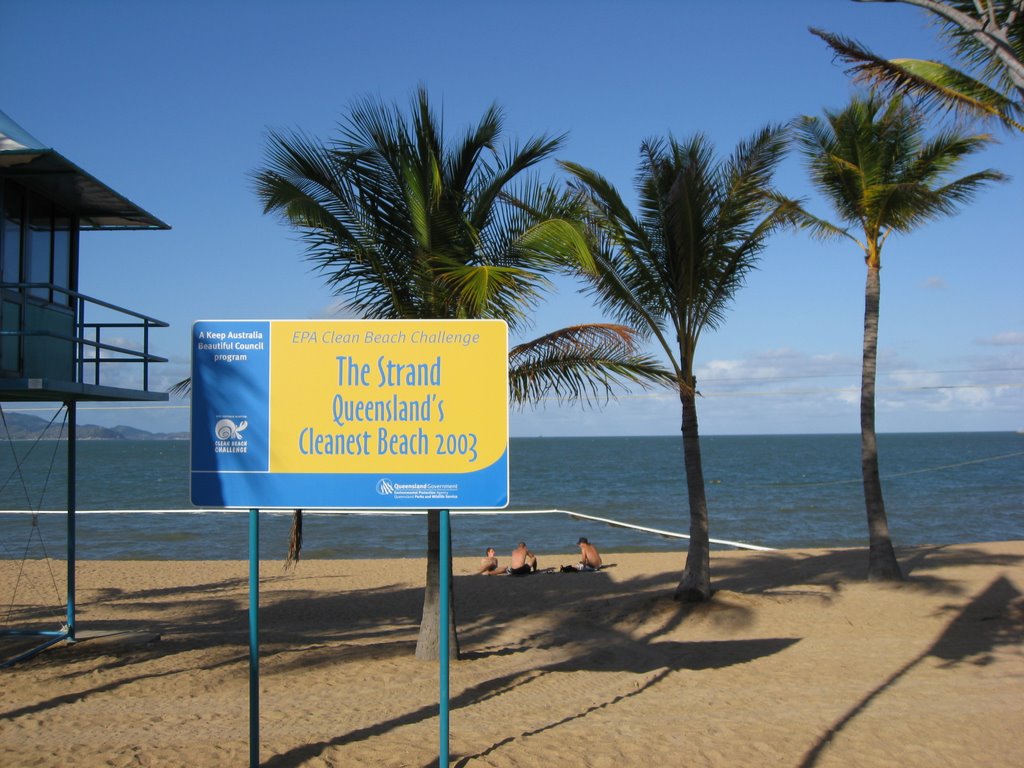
[143,319,150,390]
[8,283,168,389]
[18,288,26,375]
[79,297,87,383]
[93,325,100,386]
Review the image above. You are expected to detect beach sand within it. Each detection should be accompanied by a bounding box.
[1,541,1022,767]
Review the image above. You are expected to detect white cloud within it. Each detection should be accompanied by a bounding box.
[922,276,946,290]
[56,336,1022,438]
[978,331,1024,347]
[696,348,860,391]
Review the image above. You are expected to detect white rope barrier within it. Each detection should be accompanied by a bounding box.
[553,509,777,551]
[0,507,776,551]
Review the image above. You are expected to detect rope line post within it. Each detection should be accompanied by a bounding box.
[439,508,450,767]
[249,508,260,768]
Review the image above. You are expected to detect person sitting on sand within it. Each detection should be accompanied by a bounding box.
[562,537,602,572]
[477,547,499,575]
[505,541,537,575]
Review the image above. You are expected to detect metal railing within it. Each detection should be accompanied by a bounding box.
[0,282,168,393]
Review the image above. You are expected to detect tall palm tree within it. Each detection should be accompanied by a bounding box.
[795,94,1005,581]
[812,1,1024,133]
[253,86,670,658]
[562,127,803,602]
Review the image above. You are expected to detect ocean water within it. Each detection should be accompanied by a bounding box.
[0,433,1021,561]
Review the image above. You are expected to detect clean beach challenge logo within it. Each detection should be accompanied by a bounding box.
[214,417,248,454]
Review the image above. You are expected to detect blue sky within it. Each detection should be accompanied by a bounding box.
[3,0,1021,436]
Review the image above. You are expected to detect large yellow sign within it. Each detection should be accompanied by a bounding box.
[190,319,509,508]
[269,320,507,473]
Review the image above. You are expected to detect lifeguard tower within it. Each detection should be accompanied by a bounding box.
[0,110,168,664]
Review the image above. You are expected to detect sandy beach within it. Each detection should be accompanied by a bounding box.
[2,541,1022,767]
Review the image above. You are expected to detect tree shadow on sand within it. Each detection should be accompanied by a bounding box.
[4,560,796,765]
[797,574,1024,767]
[709,543,1023,597]
[252,564,803,766]
[3,542,1020,764]
[5,543,1015,672]
[260,632,799,768]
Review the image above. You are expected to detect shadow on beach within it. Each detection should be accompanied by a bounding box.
[2,541,1022,766]
[798,572,1024,767]
[710,542,1024,596]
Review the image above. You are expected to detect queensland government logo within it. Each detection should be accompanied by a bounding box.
[376,479,459,501]
[214,417,248,454]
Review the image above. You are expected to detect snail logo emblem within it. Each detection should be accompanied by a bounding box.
[376,478,394,496]
[212,416,249,455]
[215,418,248,440]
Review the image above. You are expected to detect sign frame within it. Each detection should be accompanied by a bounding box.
[189,319,509,510]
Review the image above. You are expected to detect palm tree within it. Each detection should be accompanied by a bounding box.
[812,1,1024,133]
[562,127,803,602]
[253,86,670,658]
[794,94,1005,580]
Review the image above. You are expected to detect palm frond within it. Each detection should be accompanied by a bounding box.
[798,92,1006,256]
[251,88,586,348]
[169,378,191,397]
[432,259,550,328]
[447,101,502,194]
[887,0,1024,93]
[510,218,594,274]
[893,57,1024,129]
[495,179,595,271]
[508,323,675,407]
[811,26,1024,133]
[561,162,666,302]
[563,127,798,377]
[767,188,850,241]
[253,126,422,318]
[468,132,566,234]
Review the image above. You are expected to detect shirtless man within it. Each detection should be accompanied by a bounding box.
[505,541,537,575]
[574,537,602,571]
[476,547,499,575]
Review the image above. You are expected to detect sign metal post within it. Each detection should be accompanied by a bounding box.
[439,508,450,766]
[190,320,508,767]
[249,508,260,768]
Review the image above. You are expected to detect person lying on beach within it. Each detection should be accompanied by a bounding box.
[561,537,602,572]
[477,547,499,575]
[505,541,537,575]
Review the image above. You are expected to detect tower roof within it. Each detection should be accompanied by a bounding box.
[0,110,169,230]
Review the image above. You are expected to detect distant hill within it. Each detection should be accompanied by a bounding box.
[1,412,188,441]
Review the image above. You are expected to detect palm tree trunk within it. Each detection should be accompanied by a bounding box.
[675,385,712,602]
[285,510,302,569]
[415,509,461,660]
[861,263,903,582]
